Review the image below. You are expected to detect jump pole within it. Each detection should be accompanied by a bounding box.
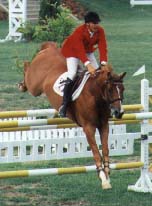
[122,104,143,111]
[0,109,58,119]
[0,162,143,179]
[111,112,152,120]
[0,104,143,119]
[0,120,141,132]
[0,118,74,128]
[0,112,152,128]
[0,118,142,132]
[0,124,78,132]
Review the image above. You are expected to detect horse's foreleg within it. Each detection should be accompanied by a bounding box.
[83,124,102,169]
[83,124,111,189]
[98,122,112,189]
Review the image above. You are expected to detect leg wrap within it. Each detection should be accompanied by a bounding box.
[103,161,109,168]
[96,166,103,175]
[103,161,110,175]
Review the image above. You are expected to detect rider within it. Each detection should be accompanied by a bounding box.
[59,11,108,117]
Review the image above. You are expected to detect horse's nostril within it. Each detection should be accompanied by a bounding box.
[115,111,124,119]
[114,110,119,115]
[114,111,119,118]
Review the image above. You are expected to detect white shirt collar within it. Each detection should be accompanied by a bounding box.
[89,30,94,38]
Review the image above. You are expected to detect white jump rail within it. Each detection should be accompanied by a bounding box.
[130,0,152,7]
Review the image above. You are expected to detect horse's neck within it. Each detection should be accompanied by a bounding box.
[88,75,107,102]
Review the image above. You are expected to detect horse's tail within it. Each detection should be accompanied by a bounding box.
[18,80,27,92]
[18,61,30,92]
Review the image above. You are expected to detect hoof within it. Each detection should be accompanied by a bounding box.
[102,181,112,190]
[99,170,112,190]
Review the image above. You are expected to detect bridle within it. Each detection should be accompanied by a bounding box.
[93,68,124,106]
[105,80,124,105]
[95,78,124,105]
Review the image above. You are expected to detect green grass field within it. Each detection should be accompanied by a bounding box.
[0,0,152,205]
[0,157,152,206]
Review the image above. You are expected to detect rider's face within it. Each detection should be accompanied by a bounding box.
[87,22,99,32]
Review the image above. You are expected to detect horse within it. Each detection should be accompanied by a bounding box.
[18,41,126,189]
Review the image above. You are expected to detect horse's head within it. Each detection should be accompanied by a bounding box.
[97,65,126,119]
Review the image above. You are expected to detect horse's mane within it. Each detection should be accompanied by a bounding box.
[100,64,123,82]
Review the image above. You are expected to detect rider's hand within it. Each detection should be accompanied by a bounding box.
[101,61,107,66]
[87,63,96,75]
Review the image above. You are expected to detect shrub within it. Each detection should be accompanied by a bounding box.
[39,0,61,20]
[18,7,77,45]
[34,9,77,45]
[17,22,36,41]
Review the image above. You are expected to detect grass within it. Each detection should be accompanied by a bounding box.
[0,157,152,206]
[1,0,152,205]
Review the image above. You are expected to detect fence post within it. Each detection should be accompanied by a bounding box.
[141,79,149,112]
[128,78,152,193]
[1,0,27,42]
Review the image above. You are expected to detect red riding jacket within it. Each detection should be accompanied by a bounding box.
[61,24,108,65]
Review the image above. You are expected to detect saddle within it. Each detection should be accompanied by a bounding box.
[72,70,87,92]
[53,68,90,101]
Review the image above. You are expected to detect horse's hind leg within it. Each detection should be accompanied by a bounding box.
[83,124,111,189]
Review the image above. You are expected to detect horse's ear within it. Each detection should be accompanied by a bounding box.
[107,64,113,72]
[119,72,126,79]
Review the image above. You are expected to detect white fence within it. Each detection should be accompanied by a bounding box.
[130,0,152,6]
[0,118,138,163]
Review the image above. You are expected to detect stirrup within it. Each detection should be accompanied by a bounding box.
[58,105,66,117]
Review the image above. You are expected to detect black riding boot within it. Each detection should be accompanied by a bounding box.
[59,78,73,117]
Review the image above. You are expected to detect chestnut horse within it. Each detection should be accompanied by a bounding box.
[18,42,126,189]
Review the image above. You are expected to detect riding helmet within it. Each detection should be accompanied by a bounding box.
[84,11,101,24]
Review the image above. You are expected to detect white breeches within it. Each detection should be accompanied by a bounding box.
[66,53,99,80]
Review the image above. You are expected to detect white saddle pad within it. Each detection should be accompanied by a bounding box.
[53,72,90,101]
